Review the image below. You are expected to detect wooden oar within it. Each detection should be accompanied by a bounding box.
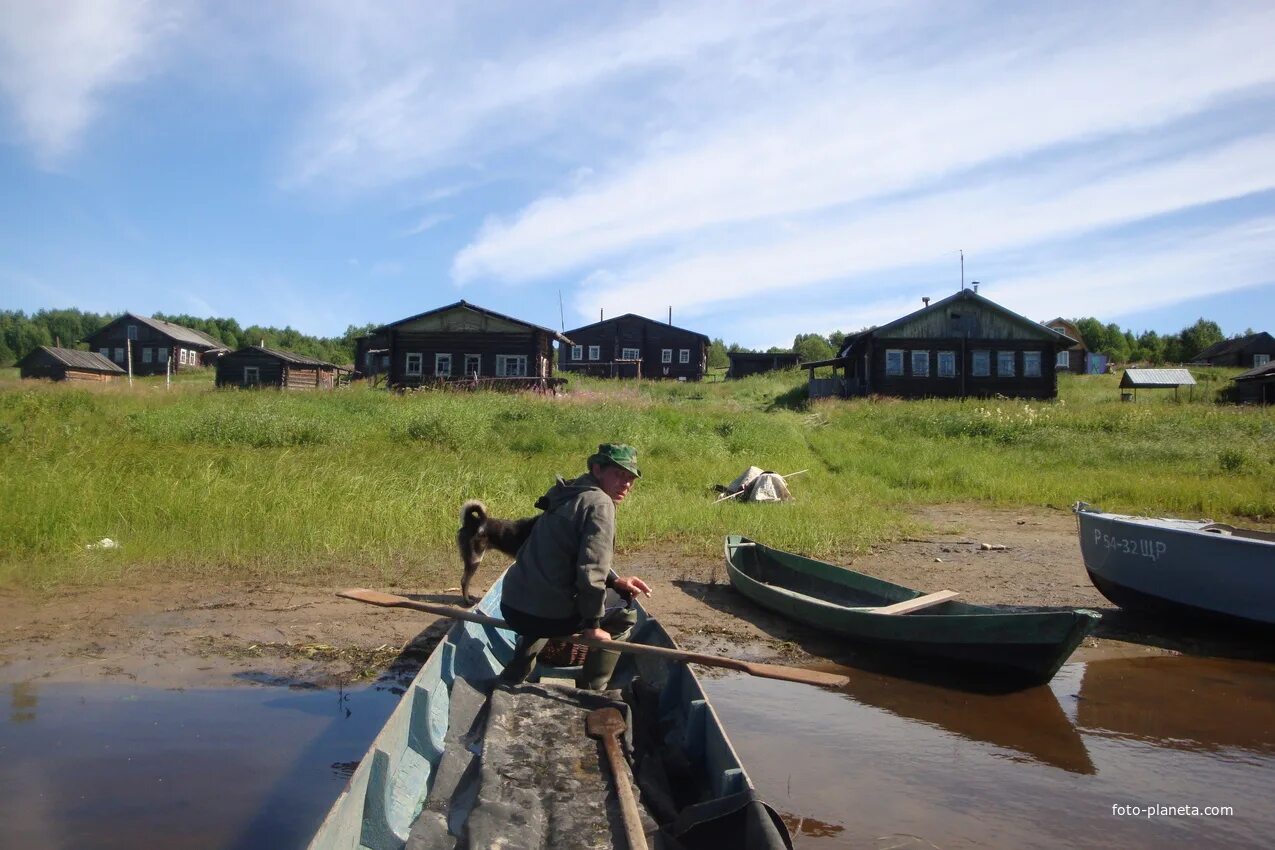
[585,707,648,850]
[338,588,849,689]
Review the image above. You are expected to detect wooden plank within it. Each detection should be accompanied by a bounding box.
[869,589,959,615]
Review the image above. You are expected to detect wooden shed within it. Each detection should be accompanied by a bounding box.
[1119,368,1196,401]
[1190,332,1275,369]
[83,312,229,376]
[559,313,710,380]
[727,351,800,379]
[18,346,126,382]
[1044,318,1088,374]
[1232,362,1275,405]
[372,300,570,390]
[809,289,1072,400]
[215,346,343,389]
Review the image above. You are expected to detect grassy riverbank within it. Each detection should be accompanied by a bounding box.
[1,369,1271,587]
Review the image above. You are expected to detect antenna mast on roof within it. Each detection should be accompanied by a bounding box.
[558,290,565,331]
[960,249,965,290]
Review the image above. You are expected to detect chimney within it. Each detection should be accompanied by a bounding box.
[600,308,604,321]
[922,297,930,307]
[668,306,672,325]
[971,281,980,294]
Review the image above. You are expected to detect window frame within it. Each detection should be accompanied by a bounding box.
[142,347,153,364]
[1056,350,1070,369]
[621,347,640,360]
[1254,353,1271,367]
[497,354,528,377]
[158,348,168,363]
[571,345,582,361]
[588,345,600,361]
[997,350,1016,377]
[885,349,904,376]
[911,350,930,377]
[127,324,138,340]
[661,349,672,364]
[971,350,990,377]
[434,353,453,377]
[115,347,126,363]
[244,366,260,386]
[99,347,110,359]
[1023,350,1042,377]
[464,354,481,376]
[937,350,956,378]
[405,352,423,376]
[679,349,690,364]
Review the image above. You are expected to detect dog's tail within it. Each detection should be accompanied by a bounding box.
[460,499,487,532]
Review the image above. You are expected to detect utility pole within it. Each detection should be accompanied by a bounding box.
[127,338,133,387]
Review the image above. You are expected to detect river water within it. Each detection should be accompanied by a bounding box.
[1,654,1271,848]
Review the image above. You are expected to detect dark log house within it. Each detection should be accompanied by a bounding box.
[215,346,343,389]
[82,312,228,376]
[18,346,127,382]
[558,313,709,380]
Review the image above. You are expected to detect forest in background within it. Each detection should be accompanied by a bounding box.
[0,307,1250,370]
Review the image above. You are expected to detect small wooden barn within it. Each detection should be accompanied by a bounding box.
[1044,318,1088,373]
[18,346,126,382]
[83,312,229,376]
[807,289,1073,400]
[1232,362,1275,405]
[727,351,800,379]
[559,313,709,380]
[371,300,570,389]
[215,346,343,389]
[1190,332,1275,369]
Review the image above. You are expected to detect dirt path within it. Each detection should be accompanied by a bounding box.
[0,504,1220,690]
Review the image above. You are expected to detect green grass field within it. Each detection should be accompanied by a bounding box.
[1,368,1270,588]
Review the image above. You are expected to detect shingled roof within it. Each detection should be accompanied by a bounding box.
[1191,332,1274,362]
[229,345,339,368]
[25,346,126,373]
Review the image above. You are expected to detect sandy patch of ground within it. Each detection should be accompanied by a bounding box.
[1,503,1257,690]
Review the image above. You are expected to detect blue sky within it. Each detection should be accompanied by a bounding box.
[1,1,1273,350]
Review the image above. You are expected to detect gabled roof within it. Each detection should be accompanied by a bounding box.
[1120,368,1196,388]
[22,346,126,373]
[1235,362,1275,381]
[1044,318,1085,347]
[1191,332,1275,362]
[837,289,1070,357]
[226,345,338,368]
[564,312,711,344]
[375,300,571,343]
[91,312,228,350]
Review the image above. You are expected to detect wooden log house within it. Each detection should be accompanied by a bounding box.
[1044,318,1088,374]
[558,313,709,380]
[1190,332,1275,369]
[82,312,228,376]
[727,351,800,379]
[215,346,343,389]
[18,346,127,382]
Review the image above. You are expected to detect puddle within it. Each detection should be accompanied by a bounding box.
[3,655,1272,848]
[703,655,1275,848]
[0,681,401,850]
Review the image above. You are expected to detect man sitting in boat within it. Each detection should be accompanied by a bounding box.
[499,443,653,690]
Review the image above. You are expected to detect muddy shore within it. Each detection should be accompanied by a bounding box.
[0,504,1256,690]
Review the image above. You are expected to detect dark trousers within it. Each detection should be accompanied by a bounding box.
[500,600,637,690]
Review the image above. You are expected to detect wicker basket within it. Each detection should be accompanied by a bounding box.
[538,639,589,667]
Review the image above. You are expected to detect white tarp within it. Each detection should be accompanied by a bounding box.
[721,466,793,502]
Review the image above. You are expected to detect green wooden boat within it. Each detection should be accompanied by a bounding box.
[725,535,1099,685]
[308,570,792,850]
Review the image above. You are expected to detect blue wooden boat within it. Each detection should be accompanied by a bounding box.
[725,535,1099,685]
[308,573,792,850]
[1075,504,1275,626]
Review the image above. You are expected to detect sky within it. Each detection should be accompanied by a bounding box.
[1,1,1274,351]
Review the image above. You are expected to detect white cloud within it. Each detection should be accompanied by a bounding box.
[0,0,182,165]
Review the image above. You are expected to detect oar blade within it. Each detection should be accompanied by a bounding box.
[740,661,849,688]
[338,588,407,608]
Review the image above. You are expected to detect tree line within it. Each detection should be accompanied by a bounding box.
[0,308,374,368]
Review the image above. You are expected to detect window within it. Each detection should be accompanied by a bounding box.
[497,355,528,377]
[127,325,138,340]
[571,345,582,360]
[997,351,1016,376]
[158,348,168,363]
[588,345,600,361]
[405,353,423,376]
[679,349,690,364]
[435,354,452,377]
[911,350,930,377]
[244,366,260,386]
[115,347,125,363]
[179,349,187,365]
[938,351,956,377]
[972,350,990,377]
[99,347,110,358]
[142,347,153,364]
[1024,351,1042,377]
[464,354,481,376]
[1255,354,1271,367]
[885,349,904,376]
[621,347,640,360]
[661,349,672,363]
[1056,350,1070,368]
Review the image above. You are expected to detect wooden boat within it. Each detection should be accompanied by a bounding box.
[724,535,1099,685]
[1075,503,1275,626]
[308,573,792,850]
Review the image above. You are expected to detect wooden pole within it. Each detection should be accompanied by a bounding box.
[126,338,133,387]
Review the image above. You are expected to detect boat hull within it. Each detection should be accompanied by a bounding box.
[725,536,1098,685]
[309,572,791,850]
[1076,508,1275,627]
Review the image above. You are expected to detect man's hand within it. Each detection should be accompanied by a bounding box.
[580,627,611,642]
[612,576,652,599]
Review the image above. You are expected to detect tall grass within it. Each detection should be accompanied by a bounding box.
[0,369,1271,588]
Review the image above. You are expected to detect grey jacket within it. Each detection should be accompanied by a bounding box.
[502,472,616,623]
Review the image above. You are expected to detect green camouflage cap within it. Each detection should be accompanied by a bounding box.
[588,443,641,478]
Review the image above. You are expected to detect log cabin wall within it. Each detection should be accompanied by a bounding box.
[559,314,708,380]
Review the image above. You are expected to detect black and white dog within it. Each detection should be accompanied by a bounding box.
[456,500,539,605]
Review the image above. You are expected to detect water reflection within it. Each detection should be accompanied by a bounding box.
[1077,655,1275,755]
